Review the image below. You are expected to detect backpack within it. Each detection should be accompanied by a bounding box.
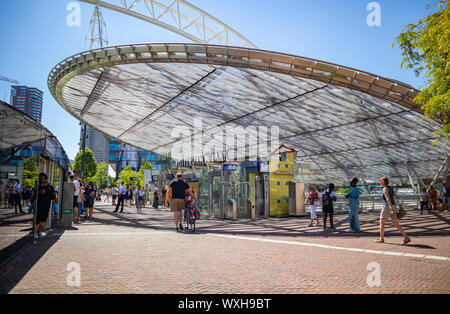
[322,190,332,207]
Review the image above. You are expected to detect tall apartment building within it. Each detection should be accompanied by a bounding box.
[10,86,43,122]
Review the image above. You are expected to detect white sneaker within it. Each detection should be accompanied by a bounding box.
[34,233,39,240]
[39,231,47,237]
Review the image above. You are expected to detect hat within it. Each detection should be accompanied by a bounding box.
[176,172,182,177]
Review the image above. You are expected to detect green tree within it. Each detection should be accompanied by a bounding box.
[139,157,153,173]
[73,147,98,183]
[338,187,351,194]
[118,165,143,187]
[393,0,449,141]
[93,162,111,189]
[22,155,38,187]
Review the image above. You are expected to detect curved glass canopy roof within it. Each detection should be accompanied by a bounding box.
[0,100,53,149]
[48,43,449,184]
[1,101,70,170]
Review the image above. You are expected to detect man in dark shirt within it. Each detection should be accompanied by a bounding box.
[168,173,194,232]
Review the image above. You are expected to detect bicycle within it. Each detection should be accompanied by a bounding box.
[183,198,198,232]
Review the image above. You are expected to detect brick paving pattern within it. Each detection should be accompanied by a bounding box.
[0,202,449,294]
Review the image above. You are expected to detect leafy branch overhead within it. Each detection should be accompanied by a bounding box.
[393,0,449,142]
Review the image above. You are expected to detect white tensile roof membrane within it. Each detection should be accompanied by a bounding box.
[48,43,449,184]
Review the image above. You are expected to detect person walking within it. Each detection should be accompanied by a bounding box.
[12,180,24,214]
[376,177,411,245]
[322,183,337,232]
[305,186,320,227]
[419,187,431,215]
[428,185,437,211]
[124,188,129,206]
[114,181,126,213]
[103,187,110,203]
[23,186,33,207]
[153,188,159,209]
[112,185,118,206]
[167,173,194,232]
[128,187,134,206]
[78,183,85,219]
[136,186,144,213]
[346,178,361,233]
[69,175,81,223]
[84,182,96,219]
[143,186,147,208]
[32,173,57,240]
[161,188,167,209]
[443,182,450,210]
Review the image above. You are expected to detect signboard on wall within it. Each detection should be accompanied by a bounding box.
[258,161,270,173]
[223,164,238,172]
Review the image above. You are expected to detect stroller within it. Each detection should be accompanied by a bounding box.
[183,196,200,232]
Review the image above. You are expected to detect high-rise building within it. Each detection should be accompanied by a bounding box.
[108,138,162,176]
[10,86,43,122]
[79,124,110,164]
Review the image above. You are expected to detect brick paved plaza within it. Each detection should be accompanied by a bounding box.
[0,202,449,294]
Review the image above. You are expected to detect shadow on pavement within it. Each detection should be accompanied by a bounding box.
[0,229,64,294]
[93,206,450,242]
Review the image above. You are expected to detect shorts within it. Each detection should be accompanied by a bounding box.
[36,205,50,224]
[73,197,79,208]
[380,205,398,221]
[444,197,449,205]
[310,205,317,219]
[170,199,184,212]
[113,195,117,200]
[85,200,94,208]
[322,204,334,213]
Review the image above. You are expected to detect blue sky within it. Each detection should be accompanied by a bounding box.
[0,0,436,160]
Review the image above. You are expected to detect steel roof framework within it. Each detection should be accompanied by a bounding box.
[79,0,257,48]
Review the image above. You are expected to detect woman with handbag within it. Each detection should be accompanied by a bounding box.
[345,178,361,233]
[305,186,320,227]
[376,177,411,245]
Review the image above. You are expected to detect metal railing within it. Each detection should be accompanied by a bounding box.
[307,193,421,215]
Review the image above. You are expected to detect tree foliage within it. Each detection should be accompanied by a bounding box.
[22,155,38,187]
[393,0,449,142]
[73,147,98,183]
[93,162,111,189]
[119,165,143,187]
[139,157,153,173]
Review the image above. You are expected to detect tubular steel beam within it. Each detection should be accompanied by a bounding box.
[78,0,257,48]
[430,156,449,186]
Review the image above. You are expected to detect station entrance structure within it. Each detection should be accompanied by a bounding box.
[48,1,449,218]
[0,100,70,229]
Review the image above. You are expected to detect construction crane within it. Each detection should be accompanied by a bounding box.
[0,75,19,84]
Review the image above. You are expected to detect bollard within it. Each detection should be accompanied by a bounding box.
[60,182,74,228]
